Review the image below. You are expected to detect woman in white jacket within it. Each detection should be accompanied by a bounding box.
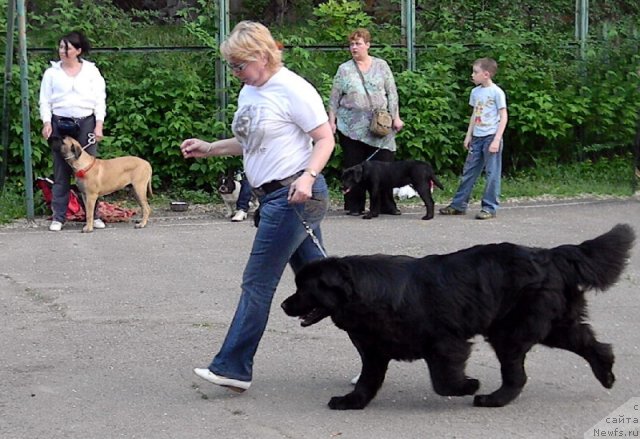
[39,31,106,232]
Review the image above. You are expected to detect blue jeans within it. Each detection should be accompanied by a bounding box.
[209,175,329,381]
[235,177,253,212]
[450,135,502,214]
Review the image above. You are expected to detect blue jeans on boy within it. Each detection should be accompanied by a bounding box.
[450,134,502,214]
[208,175,329,382]
[236,177,252,212]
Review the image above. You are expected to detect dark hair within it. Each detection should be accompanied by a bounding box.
[60,31,91,58]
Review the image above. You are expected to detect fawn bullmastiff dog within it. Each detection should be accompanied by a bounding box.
[48,135,152,232]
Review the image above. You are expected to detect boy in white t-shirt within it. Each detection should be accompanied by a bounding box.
[440,57,508,220]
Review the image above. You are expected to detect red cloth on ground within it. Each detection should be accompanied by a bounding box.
[36,177,137,222]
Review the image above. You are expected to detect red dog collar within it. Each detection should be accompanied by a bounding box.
[75,157,96,179]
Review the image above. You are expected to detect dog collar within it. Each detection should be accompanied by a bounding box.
[75,157,96,179]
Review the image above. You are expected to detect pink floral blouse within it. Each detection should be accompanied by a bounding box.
[329,57,400,151]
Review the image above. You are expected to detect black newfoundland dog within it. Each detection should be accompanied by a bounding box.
[282,224,635,410]
[341,160,443,220]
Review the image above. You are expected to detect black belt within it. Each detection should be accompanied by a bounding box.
[253,170,305,197]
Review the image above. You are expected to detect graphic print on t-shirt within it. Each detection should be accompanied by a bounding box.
[473,97,495,128]
[232,104,265,156]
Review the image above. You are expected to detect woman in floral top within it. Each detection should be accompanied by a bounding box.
[328,28,404,216]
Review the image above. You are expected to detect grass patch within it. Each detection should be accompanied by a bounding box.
[0,187,27,223]
[430,155,634,204]
[0,182,49,223]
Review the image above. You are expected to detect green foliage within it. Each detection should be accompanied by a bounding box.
[0,184,27,222]
[98,51,230,190]
[1,0,638,204]
[0,178,48,223]
[178,0,219,48]
[394,67,464,170]
[312,0,373,43]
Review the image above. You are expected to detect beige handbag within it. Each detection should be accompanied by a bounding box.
[354,60,392,137]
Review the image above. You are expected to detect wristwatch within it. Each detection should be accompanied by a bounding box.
[304,168,318,178]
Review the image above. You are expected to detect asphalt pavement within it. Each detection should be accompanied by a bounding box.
[1,197,639,439]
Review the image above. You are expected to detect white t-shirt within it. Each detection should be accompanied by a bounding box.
[469,83,506,137]
[232,67,328,188]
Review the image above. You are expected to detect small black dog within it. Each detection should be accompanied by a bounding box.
[342,160,443,220]
[282,224,635,410]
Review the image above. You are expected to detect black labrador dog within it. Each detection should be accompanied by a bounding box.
[341,160,443,220]
[282,224,635,410]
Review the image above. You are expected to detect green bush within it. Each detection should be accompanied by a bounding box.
[1,0,638,197]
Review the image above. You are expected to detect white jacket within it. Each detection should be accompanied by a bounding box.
[39,59,106,122]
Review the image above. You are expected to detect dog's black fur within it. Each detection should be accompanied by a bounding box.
[341,160,443,220]
[282,224,635,410]
[217,171,239,196]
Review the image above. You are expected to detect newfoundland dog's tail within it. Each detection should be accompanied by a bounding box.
[553,223,635,292]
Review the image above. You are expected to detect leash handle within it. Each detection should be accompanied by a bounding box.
[82,133,96,151]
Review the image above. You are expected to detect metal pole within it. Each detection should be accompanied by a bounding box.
[574,0,589,161]
[404,0,416,71]
[16,0,34,220]
[216,0,229,134]
[575,0,589,60]
[1,0,16,191]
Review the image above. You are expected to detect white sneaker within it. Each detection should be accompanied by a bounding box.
[49,221,63,231]
[350,373,360,385]
[193,368,251,392]
[93,219,106,229]
[231,210,247,222]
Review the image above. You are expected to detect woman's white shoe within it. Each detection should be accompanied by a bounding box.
[49,221,63,231]
[193,368,251,392]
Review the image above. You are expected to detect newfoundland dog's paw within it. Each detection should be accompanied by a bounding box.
[463,378,480,395]
[592,348,615,389]
[473,394,502,407]
[597,369,615,389]
[328,394,368,410]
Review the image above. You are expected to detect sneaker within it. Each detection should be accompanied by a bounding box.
[93,219,106,229]
[193,368,251,392]
[49,220,63,231]
[350,373,361,385]
[231,210,247,222]
[475,210,496,220]
[439,205,465,215]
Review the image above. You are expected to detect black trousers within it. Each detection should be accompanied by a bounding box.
[50,114,100,222]
[338,130,398,214]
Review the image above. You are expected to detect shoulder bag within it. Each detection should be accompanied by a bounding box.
[353,59,393,137]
